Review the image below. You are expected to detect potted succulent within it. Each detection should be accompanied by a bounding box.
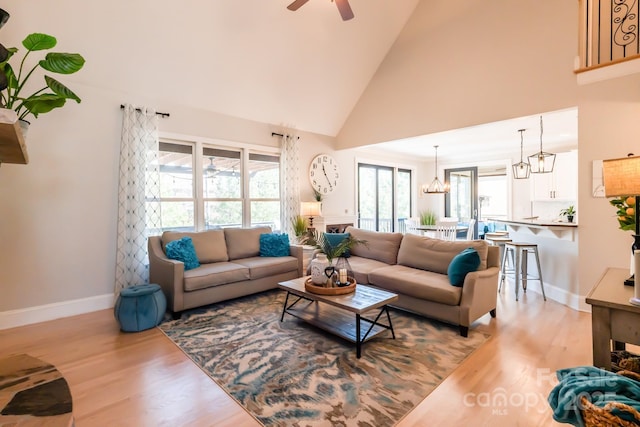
[560,205,576,223]
[0,31,85,136]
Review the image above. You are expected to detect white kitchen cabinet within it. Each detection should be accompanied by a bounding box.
[530,151,577,201]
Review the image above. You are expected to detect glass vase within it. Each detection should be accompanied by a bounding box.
[333,256,353,287]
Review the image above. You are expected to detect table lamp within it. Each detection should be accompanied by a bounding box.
[602,155,640,288]
[300,201,322,231]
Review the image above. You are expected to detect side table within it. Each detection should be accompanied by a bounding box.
[291,244,316,273]
[586,267,640,370]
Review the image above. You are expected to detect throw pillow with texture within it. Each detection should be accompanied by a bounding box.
[259,233,290,257]
[323,232,351,257]
[165,237,200,270]
[447,247,480,287]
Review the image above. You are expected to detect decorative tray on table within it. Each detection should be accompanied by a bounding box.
[304,277,356,295]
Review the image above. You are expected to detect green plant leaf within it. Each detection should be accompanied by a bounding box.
[22,93,66,117]
[45,76,81,103]
[39,52,85,74]
[1,63,18,90]
[0,43,9,63]
[22,33,56,51]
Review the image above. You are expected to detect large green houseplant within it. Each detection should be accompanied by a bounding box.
[0,32,85,123]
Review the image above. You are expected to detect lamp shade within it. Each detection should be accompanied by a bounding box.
[300,201,322,217]
[602,156,640,197]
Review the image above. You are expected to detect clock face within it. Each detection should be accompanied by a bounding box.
[309,154,339,195]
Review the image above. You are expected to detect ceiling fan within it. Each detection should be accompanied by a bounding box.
[287,0,354,21]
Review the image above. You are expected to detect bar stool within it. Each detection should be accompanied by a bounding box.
[502,242,546,301]
[485,236,513,290]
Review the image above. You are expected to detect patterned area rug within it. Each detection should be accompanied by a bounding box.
[159,290,489,427]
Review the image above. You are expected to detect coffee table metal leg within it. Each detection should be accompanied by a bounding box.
[385,306,395,339]
[280,291,291,322]
[356,313,362,359]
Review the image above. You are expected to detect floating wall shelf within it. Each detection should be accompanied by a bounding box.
[0,121,28,164]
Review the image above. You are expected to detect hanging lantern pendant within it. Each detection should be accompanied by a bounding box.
[512,129,531,179]
[528,116,556,174]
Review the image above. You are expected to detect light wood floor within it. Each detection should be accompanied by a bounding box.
[0,281,592,426]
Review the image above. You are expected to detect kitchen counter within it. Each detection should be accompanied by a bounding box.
[488,218,577,241]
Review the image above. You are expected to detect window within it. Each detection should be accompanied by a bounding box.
[249,153,281,229]
[357,163,412,232]
[157,142,195,231]
[202,148,242,228]
[154,139,280,232]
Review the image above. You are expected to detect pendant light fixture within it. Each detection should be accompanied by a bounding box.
[528,115,556,174]
[512,129,531,179]
[422,145,449,194]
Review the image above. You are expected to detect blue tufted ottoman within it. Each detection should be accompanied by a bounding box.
[114,284,167,332]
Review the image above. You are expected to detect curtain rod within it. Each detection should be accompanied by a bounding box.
[271,132,299,140]
[120,104,170,118]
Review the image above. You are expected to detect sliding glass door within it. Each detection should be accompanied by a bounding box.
[445,167,478,238]
[358,164,412,232]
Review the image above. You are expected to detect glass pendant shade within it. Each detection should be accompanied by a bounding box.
[528,115,556,174]
[423,145,449,194]
[512,129,531,179]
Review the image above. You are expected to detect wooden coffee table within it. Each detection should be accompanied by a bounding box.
[278,276,398,358]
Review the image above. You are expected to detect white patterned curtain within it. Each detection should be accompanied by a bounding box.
[280,132,300,238]
[115,104,161,293]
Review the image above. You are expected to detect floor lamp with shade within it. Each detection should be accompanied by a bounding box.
[602,155,640,291]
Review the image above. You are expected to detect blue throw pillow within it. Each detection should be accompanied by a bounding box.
[260,233,290,257]
[324,232,351,257]
[447,247,481,287]
[165,237,200,270]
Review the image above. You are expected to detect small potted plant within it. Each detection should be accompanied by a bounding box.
[420,210,437,225]
[0,31,85,136]
[290,215,308,244]
[560,205,576,223]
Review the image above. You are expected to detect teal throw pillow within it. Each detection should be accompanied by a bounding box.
[165,237,200,270]
[260,233,290,257]
[447,247,480,287]
[323,232,351,257]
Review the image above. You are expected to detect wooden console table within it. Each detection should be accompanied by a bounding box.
[586,267,640,370]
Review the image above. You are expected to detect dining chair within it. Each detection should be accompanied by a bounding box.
[405,217,422,235]
[463,218,476,240]
[435,219,458,241]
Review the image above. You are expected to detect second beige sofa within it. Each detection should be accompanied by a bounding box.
[344,226,500,336]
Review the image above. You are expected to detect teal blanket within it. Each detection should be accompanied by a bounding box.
[548,366,640,426]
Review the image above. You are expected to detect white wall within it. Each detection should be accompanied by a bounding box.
[336,0,579,149]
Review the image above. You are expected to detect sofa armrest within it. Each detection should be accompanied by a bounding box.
[458,266,500,327]
[289,244,304,277]
[148,236,185,312]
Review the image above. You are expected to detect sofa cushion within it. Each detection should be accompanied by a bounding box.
[448,248,481,287]
[224,227,272,260]
[397,234,489,274]
[232,256,299,280]
[183,262,250,291]
[345,226,403,265]
[346,255,394,285]
[259,233,290,257]
[162,229,228,263]
[323,232,351,257]
[165,237,200,270]
[369,265,463,306]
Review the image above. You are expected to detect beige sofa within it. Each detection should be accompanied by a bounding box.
[148,227,303,315]
[344,226,500,336]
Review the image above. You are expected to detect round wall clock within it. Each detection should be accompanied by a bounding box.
[309,154,340,195]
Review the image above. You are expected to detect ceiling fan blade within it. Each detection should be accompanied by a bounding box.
[335,0,354,21]
[287,0,309,11]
